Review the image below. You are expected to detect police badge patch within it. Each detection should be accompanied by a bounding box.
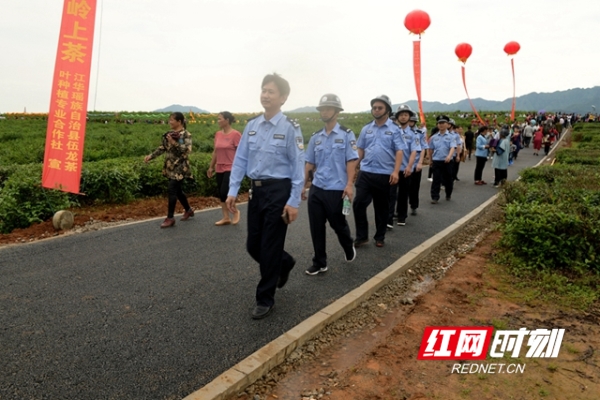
[296,136,304,150]
[350,140,357,151]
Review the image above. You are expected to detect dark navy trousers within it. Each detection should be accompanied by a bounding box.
[308,185,353,268]
[353,171,390,242]
[246,179,295,307]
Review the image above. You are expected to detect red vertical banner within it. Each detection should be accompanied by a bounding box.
[412,41,425,124]
[42,0,97,194]
[510,58,516,122]
[461,66,485,126]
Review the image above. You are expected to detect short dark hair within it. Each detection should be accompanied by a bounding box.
[170,112,186,129]
[219,111,235,124]
[262,73,290,98]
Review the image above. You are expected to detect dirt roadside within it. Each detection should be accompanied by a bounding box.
[0,193,248,247]
[229,205,600,400]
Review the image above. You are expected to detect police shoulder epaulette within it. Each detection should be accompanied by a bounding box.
[286,117,300,128]
[338,125,353,134]
[247,114,262,122]
[311,130,321,136]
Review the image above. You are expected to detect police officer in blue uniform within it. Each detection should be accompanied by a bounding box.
[303,94,359,275]
[428,115,457,203]
[449,119,464,181]
[407,114,428,215]
[388,105,420,227]
[353,95,405,248]
[226,73,304,319]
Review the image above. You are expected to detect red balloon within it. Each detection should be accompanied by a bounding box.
[504,41,521,55]
[404,9,431,35]
[455,43,473,63]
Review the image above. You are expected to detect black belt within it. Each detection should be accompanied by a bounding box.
[251,178,290,187]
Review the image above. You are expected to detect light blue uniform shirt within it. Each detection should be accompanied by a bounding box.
[450,130,462,159]
[411,127,429,168]
[429,130,457,161]
[398,126,422,172]
[228,112,305,208]
[305,123,359,191]
[475,134,489,158]
[356,118,406,175]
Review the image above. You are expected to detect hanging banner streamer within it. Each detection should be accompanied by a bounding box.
[413,41,426,124]
[511,58,516,122]
[503,41,520,122]
[42,0,97,194]
[461,66,485,126]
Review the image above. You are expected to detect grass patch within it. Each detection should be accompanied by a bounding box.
[491,319,508,330]
[492,251,599,310]
[565,343,580,354]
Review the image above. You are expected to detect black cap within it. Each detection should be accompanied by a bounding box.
[436,115,450,123]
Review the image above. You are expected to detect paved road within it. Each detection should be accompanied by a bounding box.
[0,150,541,399]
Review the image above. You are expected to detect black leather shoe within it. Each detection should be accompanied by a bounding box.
[277,258,295,289]
[252,304,274,319]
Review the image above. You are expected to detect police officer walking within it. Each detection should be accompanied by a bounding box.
[407,114,429,215]
[302,94,359,275]
[353,95,405,248]
[428,115,457,203]
[226,73,304,319]
[388,105,420,227]
[449,119,463,182]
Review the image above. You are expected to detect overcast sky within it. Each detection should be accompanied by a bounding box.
[2,0,599,113]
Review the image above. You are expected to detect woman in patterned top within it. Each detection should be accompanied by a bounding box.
[144,112,194,228]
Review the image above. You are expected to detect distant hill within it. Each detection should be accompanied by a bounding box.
[287,106,319,113]
[290,87,600,114]
[396,87,600,113]
[155,104,209,113]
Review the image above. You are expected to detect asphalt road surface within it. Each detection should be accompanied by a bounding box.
[0,151,541,399]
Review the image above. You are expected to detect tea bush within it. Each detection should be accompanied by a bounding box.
[0,165,73,233]
[500,128,600,277]
[80,159,141,204]
[0,154,250,232]
[556,148,600,165]
[501,201,600,274]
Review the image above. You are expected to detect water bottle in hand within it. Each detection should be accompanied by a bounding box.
[342,195,351,216]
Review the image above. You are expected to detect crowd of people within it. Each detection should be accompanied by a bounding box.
[144,74,566,319]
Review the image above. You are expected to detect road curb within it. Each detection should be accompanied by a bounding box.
[184,194,499,400]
